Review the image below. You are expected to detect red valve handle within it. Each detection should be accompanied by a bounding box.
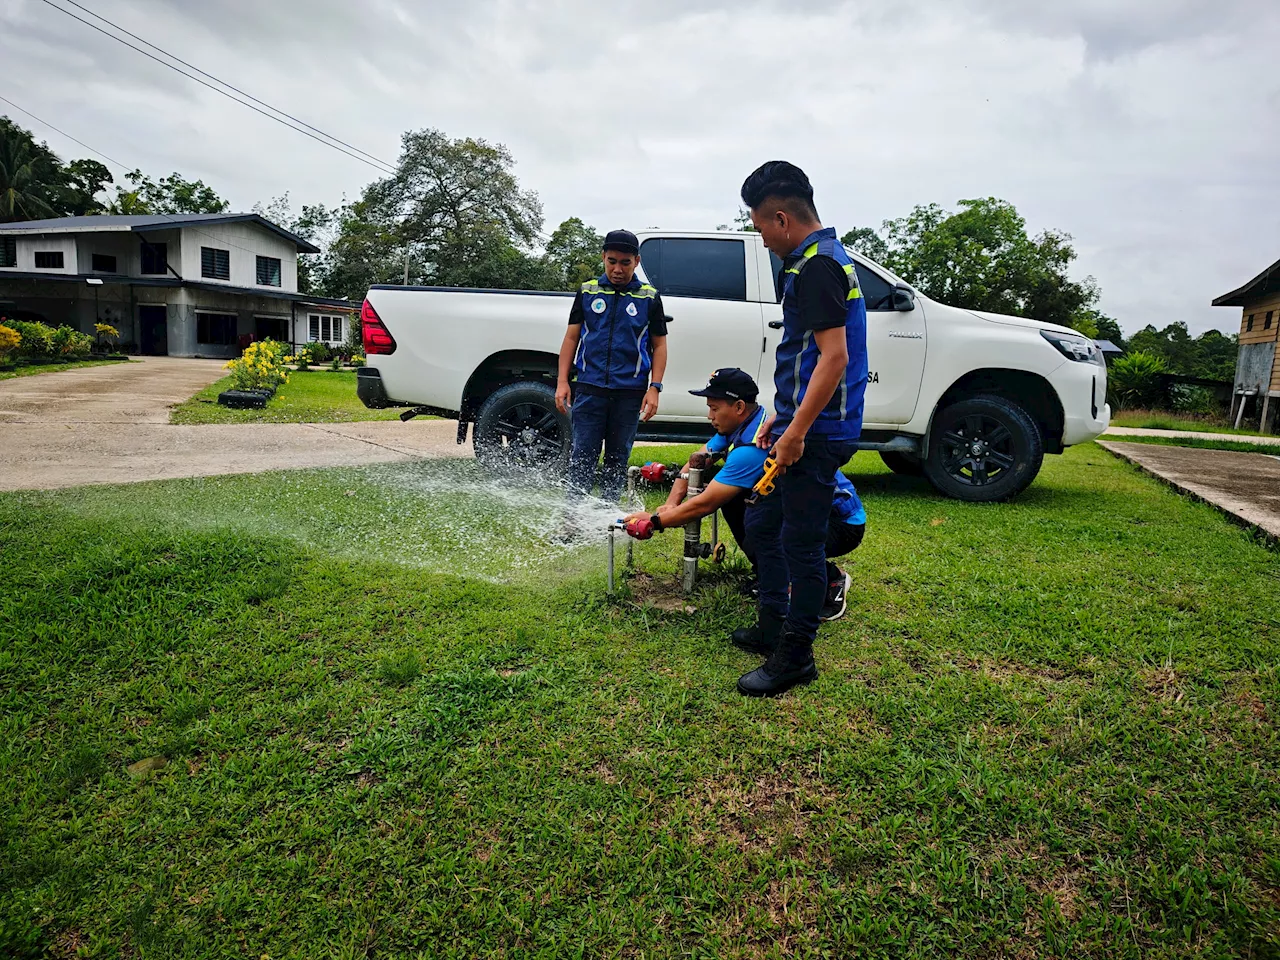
[624,517,655,540]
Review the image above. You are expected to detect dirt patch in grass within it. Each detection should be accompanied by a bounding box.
[622,572,699,614]
[50,928,88,958]
[1141,665,1185,703]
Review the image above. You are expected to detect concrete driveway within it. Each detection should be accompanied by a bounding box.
[0,357,469,491]
[1099,441,1280,542]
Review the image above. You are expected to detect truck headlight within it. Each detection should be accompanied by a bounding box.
[1041,330,1102,365]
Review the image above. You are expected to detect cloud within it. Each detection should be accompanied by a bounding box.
[2,0,1277,335]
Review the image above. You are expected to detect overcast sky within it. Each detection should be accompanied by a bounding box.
[3,0,1278,335]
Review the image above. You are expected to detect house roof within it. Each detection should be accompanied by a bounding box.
[1212,256,1280,307]
[0,270,352,309]
[0,214,321,254]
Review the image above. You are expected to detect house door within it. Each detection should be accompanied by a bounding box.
[139,305,168,355]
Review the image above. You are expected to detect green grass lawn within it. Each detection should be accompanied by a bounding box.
[1109,409,1269,437]
[170,369,406,425]
[0,358,129,381]
[2,445,1278,958]
[1103,434,1280,456]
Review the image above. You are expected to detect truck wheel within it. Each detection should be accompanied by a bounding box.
[473,381,570,470]
[879,451,924,476]
[923,395,1043,502]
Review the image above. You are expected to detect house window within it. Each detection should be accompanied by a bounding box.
[308,314,344,343]
[91,253,118,273]
[34,251,64,269]
[140,242,168,275]
[1246,315,1254,332]
[256,256,281,287]
[196,312,237,345]
[0,238,15,268]
[201,247,230,280]
[1266,311,1274,331]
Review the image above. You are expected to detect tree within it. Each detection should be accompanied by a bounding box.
[1126,322,1237,380]
[318,128,551,299]
[0,118,64,221]
[544,217,602,290]
[108,169,228,215]
[849,198,1101,334]
[59,159,112,216]
[1090,312,1125,348]
[840,226,890,264]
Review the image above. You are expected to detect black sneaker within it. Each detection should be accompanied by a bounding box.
[737,634,818,697]
[738,578,760,601]
[820,569,851,622]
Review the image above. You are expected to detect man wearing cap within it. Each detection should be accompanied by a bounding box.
[556,229,668,503]
[733,160,869,697]
[621,367,865,623]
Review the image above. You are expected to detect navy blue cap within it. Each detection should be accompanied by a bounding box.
[689,368,758,402]
[602,229,639,255]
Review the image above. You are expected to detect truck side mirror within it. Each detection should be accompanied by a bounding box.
[892,283,916,312]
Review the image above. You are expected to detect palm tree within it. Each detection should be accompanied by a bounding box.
[0,119,58,222]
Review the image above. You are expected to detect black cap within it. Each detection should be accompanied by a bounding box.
[602,229,639,255]
[689,368,759,402]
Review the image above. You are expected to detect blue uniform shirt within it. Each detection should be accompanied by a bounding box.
[706,405,865,527]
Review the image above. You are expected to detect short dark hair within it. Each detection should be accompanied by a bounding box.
[740,160,819,219]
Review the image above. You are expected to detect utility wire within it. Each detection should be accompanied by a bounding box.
[33,0,397,176]
[50,0,396,172]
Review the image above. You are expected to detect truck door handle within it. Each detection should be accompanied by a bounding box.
[768,320,784,329]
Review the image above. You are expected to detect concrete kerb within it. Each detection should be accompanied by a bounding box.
[1097,441,1279,549]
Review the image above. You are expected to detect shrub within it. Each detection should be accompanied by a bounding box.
[302,341,331,364]
[7,320,55,360]
[329,356,343,372]
[0,324,19,363]
[224,339,290,392]
[343,318,363,359]
[95,323,120,351]
[1169,384,1219,416]
[1108,351,1166,410]
[50,326,93,358]
[349,352,367,368]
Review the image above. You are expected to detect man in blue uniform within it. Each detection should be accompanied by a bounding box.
[621,367,866,622]
[556,229,668,502]
[734,161,869,697]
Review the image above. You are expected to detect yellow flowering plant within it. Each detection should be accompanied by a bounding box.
[0,324,19,363]
[224,338,291,392]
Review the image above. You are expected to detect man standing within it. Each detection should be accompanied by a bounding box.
[734,161,869,697]
[556,230,668,502]
[621,367,866,623]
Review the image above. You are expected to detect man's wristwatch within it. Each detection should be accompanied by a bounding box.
[651,513,664,531]
[649,382,663,393]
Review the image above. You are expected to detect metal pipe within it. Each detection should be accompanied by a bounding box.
[607,526,616,595]
[682,466,703,595]
[625,465,641,566]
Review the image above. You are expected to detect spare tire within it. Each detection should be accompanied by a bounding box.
[923,394,1043,502]
[473,381,570,470]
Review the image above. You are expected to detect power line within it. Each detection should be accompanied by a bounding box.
[50,0,396,172]
[0,92,309,262]
[33,0,397,176]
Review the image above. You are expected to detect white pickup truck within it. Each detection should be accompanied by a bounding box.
[357,230,1110,501]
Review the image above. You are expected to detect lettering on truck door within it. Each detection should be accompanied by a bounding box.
[638,236,767,420]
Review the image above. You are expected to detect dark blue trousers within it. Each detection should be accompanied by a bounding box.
[568,389,644,501]
[745,436,857,643]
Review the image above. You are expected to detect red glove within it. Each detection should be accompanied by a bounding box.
[624,516,656,540]
[640,462,668,483]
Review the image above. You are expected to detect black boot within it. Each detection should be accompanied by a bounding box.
[737,632,818,697]
[730,608,784,656]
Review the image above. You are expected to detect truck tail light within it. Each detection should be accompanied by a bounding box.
[361,300,396,355]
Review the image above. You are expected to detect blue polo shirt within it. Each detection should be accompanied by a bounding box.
[706,409,865,527]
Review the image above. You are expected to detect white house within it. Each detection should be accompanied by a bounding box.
[0,213,355,358]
